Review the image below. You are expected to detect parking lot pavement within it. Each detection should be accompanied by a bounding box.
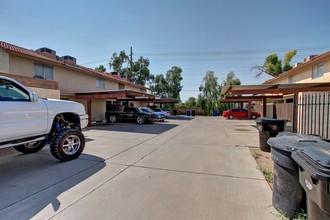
[0,117,278,220]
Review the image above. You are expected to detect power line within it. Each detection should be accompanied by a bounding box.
[81,45,330,65]
[135,45,330,56]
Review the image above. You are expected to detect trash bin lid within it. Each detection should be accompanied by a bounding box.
[292,145,330,181]
[255,117,286,123]
[267,133,326,152]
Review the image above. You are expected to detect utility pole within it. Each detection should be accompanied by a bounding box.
[129,47,133,80]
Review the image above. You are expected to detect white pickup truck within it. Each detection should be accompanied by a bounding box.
[0,75,88,161]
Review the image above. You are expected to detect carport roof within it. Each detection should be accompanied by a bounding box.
[221,82,330,96]
[140,98,179,104]
[75,90,156,100]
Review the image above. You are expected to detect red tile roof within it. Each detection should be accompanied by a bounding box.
[0,41,148,90]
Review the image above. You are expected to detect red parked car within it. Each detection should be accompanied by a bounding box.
[222,108,261,119]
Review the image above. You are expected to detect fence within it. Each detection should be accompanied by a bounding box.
[297,92,330,139]
[276,103,294,122]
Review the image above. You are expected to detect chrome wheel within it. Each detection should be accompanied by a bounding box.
[62,135,81,155]
[136,116,145,124]
[109,115,116,123]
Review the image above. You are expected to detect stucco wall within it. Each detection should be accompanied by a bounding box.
[0,49,9,73]
[28,87,61,99]
[268,56,330,84]
[299,59,330,83]
[53,66,117,95]
[9,55,34,77]
[91,99,106,122]
[124,83,146,92]
[7,54,124,95]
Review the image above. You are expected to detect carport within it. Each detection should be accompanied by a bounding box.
[221,82,330,132]
[141,98,179,108]
[75,90,156,127]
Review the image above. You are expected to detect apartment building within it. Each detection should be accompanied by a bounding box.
[0,41,155,125]
[264,52,330,85]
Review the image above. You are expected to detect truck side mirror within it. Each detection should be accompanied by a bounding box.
[30,92,39,102]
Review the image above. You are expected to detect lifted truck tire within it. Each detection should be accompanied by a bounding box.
[14,140,46,154]
[50,128,85,161]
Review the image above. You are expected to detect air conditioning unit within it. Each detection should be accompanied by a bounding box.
[293,63,302,68]
[303,55,318,63]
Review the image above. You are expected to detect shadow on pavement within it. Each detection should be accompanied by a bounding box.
[0,151,105,219]
[167,116,194,121]
[88,122,179,135]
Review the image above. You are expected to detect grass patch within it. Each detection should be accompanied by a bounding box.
[276,212,307,220]
[259,167,273,183]
[251,150,262,159]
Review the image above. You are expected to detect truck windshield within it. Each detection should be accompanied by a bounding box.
[139,107,153,113]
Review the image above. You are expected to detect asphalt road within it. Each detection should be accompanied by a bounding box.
[0,116,278,220]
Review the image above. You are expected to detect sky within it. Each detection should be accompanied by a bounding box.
[1,0,330,101]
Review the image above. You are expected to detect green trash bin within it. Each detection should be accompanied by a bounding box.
[292,142,330,220]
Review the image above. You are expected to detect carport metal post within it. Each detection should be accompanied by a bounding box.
[262,97,267,117]
[248,100,252,118]
[87,98,92,127]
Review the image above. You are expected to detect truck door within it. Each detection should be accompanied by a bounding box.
[124,107,135,120]
[0,78,48,142]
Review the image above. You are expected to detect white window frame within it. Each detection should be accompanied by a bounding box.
[34,63,53,80]
[96,78,105,89]
[312,63,324,79]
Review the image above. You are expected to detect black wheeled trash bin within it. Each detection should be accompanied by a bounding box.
[292,142,330,220]
[255,117,286,152]
[192,110,196,117]
[267,133,325,218]
[173,110,177,116]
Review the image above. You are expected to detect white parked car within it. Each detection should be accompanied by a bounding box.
[139,107,165,122]
[153,108,170,118]
[0,75,88,161]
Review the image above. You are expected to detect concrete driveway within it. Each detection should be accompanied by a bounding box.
[0,117,278,220]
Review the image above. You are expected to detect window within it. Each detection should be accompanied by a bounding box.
[288,75,295,83]
[119,83,125,90]
[312,63,324,79]
[0,79,30,101]
[34,63,53,80]
[96,78,105,88]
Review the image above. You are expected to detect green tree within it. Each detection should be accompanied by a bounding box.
[150,74,168,98]
[109,50,129,75]
[222,71,241,86]
[94,65,106,73]
[219,71,241,113]
[253,50,297,78]
[199,70,220,116]
[109,51,152,86]
[150,66,183,100]
[196,94,206,108]
[128,56,152,86]
[283,50,297,72]
[166,66,183,100]
[185,97,197,108]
